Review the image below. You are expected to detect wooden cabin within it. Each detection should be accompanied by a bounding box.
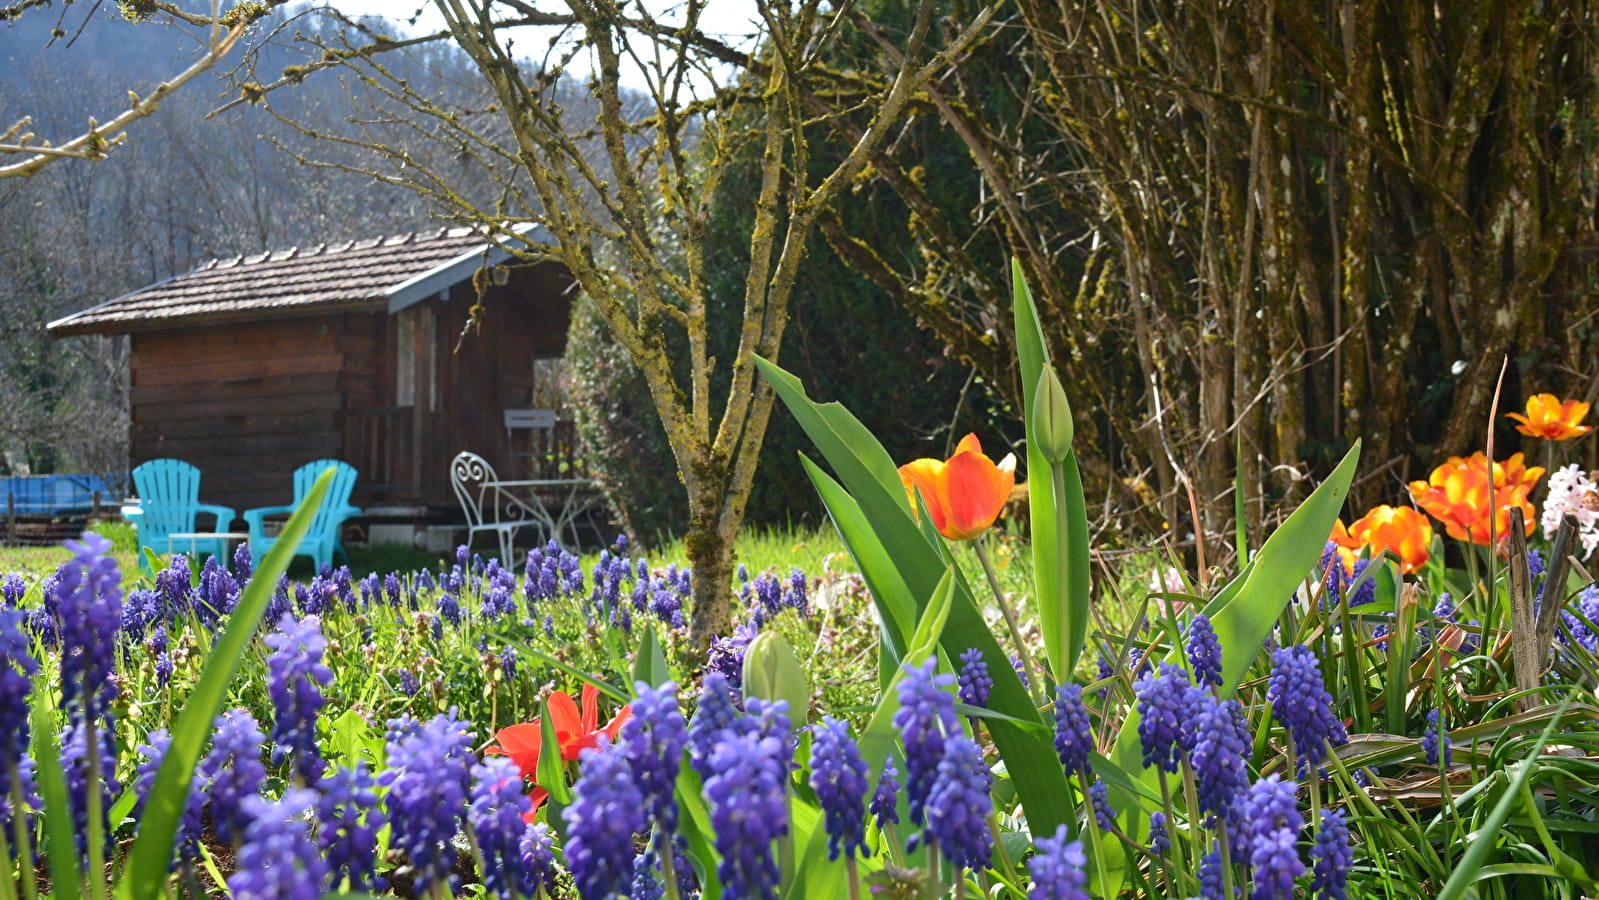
[47,227,580,525]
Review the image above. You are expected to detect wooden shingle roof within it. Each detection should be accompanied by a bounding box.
[48,227,514,336]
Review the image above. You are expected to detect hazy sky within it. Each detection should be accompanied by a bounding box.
[323,0,764,89]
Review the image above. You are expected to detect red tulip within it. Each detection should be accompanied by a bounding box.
[487,682,632,817]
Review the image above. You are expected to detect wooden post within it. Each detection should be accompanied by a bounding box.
[92,489,102,520]
[4,494,13,548]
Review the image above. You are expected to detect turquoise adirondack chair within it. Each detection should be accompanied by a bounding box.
[244,460,362,570]
[129,459,237,573]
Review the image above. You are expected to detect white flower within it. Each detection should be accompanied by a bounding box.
[1542,464,1599,558]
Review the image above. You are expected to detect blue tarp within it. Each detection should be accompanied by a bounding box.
[0,473,125,515]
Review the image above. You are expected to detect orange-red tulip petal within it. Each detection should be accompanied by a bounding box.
[898,434,1016,541]
[1408,452,1543,546]
[1348,505,1433,573]
[1507,393,1593,441]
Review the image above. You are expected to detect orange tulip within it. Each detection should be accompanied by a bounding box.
[1347,505,1434,573]
[487,682,632,782]
[1507,393,1593,441]
[1407,452,1544,546]
[899,433,1017,541]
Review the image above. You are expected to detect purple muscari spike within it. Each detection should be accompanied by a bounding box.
[543,614,555,638]
[0,574,23,607]
[1088,779,1116,832]
[120,589,157,644]
[233,541,253,581]
[520,822,558,898]
[1528,548,1546,580]
[1422,709,1451,767]
[745,697,794,772]
[396,669,420,697]
[704,730,790,900]
[227,789,328,900]
[264,614,334,784]
[1190,695,1251,820]
[55,532,123,726]
[384,573,403,608]
[1229,774,1303,858]
[631,848,665,900]
[417,568,435,595]
[500,647,519,681]
[1347,559,1376,608]
[957,648,993,709]
[621,681,690,833]
[1053,683,1094,776]
[706,620,759,694]
[469,757,538,900]
[61,720,118,860]
[202,708,268,845]
[923,735,993,871]
[893,658,958,827]
[1250,826,1305,900]
[689,671,742,779]
[1133,662,1193,773]
[809,717,869,861]
[1311,808,1353,900]
[317,762,387,893]
[754,573,783,623]
[871,758,902,828]
[437,592,463,626]
[1186,613,1224,689]
[1267,645,1348,773]
[1199,849,1225,900]
[0,607,39,802]
[263,576,293,627]
[151,628,174,687]
[564,740,647,900]
[1148,812,1170,856]
[1027,825,1089,900]
[1319,542,1346,608]
[381,712,475,896]
[132,728,204,864]
[198,556,239,622]
[1012,653,1030,688]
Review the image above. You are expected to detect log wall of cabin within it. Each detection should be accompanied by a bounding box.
[129,313,375,517]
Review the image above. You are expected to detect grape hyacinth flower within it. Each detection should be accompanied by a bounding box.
[809,716,869,861]
[1422,709,1451,767]
[957,647,992,709]
[470,757,538,900]
[132,728,204,864]
[1310,808,1353,900]
[521,822,558,897]
[228,789,328,900]
[1026,825,1088,900]
[55,532,123,726]
[703,730,790,900]
[893,657,958,826]
[689,671,742,779]
[706,620,759,694]
[1230,774,1303,858]
[202,708,268,845]
[1088,779,1116,832]
[0,607,38,803]
[1189,695,1251,820]
[264,614,334,784]
[871,758,902,829]
[61,720,119,861]
[564,740,647,900]
[317,763,387,893]
[1186,613,1223,689]
[382,712,475,896]
[621,681,689,834]
[1267,645,1348,773]
[923,735,993,871]
[1198,849,1225,900]
[1053,683,1094,776]
[1011,653,1030,688]
[1250,826,1306,900]
[1147,812,1170,856]
[1133,662,1193,773]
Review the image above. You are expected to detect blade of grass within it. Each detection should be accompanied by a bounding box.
[122,469,332,900]
[28,695,78,900]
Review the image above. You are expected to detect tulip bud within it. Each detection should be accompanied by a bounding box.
[1033,366,1074,463]
[742,630,810,725]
